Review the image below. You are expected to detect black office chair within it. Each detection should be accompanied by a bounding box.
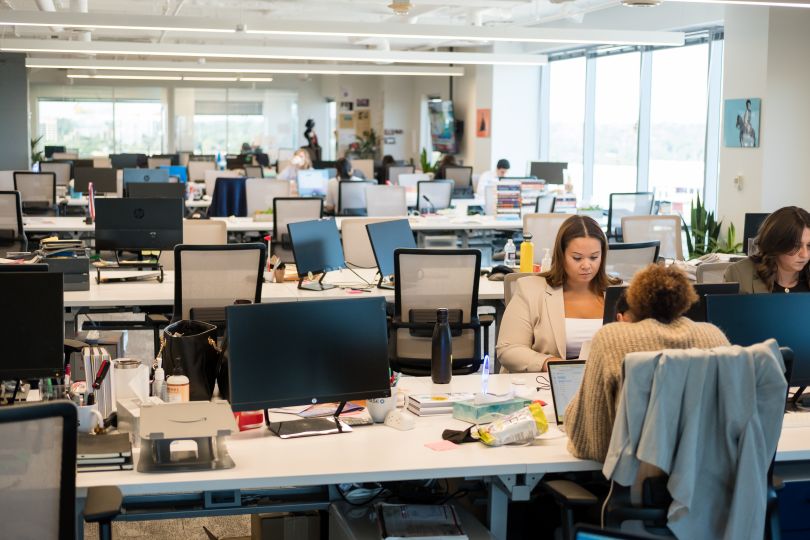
[0,190,28,255]
[606,192,655,240]
[0,401,122,540]
[605,241,660,282]
[390,248,484,375]
[743,212,770,254]
[13,171,59,216]
[272,197,323,264]
[544,346,791,540]
[338,180,375,216]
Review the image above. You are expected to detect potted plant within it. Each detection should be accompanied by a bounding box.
[577,204,603,222]
[31,135,44,165]
[346,129,379,160]
[419,148,437,175]
[682,194,742,258]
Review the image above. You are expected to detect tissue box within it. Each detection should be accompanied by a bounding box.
[452,397,532,424]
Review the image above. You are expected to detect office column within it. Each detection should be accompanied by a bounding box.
[0,53,30,170]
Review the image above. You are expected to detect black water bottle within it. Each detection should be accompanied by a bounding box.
[431,308,453,384]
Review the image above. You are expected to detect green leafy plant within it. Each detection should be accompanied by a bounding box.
[30,135,44,164]
[683,193,721,258]
[419,148,437,174]
[715,221,743,254]
[579,204,602,211]
[346,129,379,159]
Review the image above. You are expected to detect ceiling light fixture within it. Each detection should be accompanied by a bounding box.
[666,0,810,6]
[0,10,686,46]
[3,39,547,65]
[66,73,274,82]
[28,58,465,77]
[388,1,414,15]
[621,0,663,5]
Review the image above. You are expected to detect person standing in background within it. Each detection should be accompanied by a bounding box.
[475,158,510,196]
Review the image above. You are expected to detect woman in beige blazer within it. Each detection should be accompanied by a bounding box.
[497,215,621,372]
[724,206,810,294]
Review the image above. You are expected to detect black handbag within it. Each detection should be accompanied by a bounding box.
[159,320,222,401]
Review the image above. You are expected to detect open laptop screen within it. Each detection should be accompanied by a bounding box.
[547,360,586,425]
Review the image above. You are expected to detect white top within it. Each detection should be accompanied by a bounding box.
[564,318,602,359]
[476,169,498,196]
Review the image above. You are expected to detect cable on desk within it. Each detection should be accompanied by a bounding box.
[536,374,550,391]
[345,260,377,271]
[345,264,374,286]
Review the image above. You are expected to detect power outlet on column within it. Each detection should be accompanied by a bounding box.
[733,175,744,191]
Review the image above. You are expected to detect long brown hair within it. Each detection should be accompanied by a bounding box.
[751,206,810,288]
[540,215,621,294]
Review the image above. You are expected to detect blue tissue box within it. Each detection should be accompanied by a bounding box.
[452,396,532,424]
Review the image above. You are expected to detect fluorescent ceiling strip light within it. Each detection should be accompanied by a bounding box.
[67,73,273,82]
[0,10,686,46]
[238,77,275,82]
[182,76,238,81]
[667,0,810,6]
[26,58,465,76]
[4,39,546,65]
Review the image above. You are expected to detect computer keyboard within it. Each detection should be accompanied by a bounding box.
[783,412,810,428]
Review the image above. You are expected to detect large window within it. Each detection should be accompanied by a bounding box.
[648,44,710,218]
[548,57,586,199]
[113,101,164,155]
[593,52,640,208]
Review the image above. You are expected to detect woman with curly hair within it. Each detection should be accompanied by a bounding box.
[724,206,810,294]
[564,264,729,463]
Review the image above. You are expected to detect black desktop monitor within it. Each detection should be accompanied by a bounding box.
[706,293,810,390]
[110,153,146,169]
[123,168,170,185]
[314,160,338,170]
[73,158,95,168]
[44,145,66,159]
[603,282,739,325]
[743,212,769,254]
[0,272,64,379]
[126,182,186,200]
[529,162,567,185]
[74,167,117,194]
[366,219,417,289]
[226,297,391,421]
[288,218,345,291]
[95,198,183,251]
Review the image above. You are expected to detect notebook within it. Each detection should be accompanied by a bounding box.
[547,360,587,425]
[77,432,132,460]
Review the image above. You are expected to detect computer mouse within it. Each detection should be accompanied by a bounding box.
[384,409,416,431]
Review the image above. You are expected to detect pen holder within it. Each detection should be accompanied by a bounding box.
[273,266,286,283]
[366,386,398,423]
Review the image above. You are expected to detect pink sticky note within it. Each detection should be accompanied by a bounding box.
[425,440,459,452]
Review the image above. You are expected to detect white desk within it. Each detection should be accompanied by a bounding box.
[61,195,212,209]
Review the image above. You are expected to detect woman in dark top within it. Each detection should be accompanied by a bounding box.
[724,206,810,293]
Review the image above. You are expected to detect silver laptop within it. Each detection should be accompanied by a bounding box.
[547,360,587,425]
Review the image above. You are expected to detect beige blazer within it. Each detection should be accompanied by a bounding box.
[496,276,566,372]
[724,258,770,294]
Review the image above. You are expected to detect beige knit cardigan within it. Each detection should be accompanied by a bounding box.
[564,317,730,463]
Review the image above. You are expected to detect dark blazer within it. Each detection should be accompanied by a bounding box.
[723,258,770,294]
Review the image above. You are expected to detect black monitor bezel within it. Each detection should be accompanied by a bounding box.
[74,167,118,194]
[366,219,417,278]
[287,218,345,277]
[94,197,183,251]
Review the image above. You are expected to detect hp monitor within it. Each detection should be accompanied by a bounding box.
[706,293,810,400]
[109,153,146,169]
[0,272,64,379]
[529,162,567,185]
[123,168,170,185]
[297,169,329,197]
[603,283,739,325]
[39,161,72,187]
[44,145,66,159]
[366,219,417,289]
[94,198,183,252]
[288,218,345,291]
[74,167,117,194]
[226,297,392,436]
[126,182,186,200]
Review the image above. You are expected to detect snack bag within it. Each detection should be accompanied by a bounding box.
[477,403,548,446]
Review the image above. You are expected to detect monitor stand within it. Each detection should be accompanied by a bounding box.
[264,401,352,439]
[297,272,336,291]
[377,274,395,290]
[791,385,809,411]
[96,253,165,284]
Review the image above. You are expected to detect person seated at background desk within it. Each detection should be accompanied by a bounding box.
[277,148,313,183]
[434,154,457,180]
[475,158,510,197]
[724,206,810,294]
[497,215,621,372]
[565,264,730,462]
[325,157,363,214]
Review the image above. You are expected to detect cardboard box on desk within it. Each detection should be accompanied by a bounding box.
[251,512,320,540]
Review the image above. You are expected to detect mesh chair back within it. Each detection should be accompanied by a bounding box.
[352,159,374,181]
[397,173,430,189]
[535,194,555,214]
[444,166,473,191]
[273,197,323,263]
[696,262,732,284]
[161,219,228,270]
[394,249,480,362]
[246,178,290,216]
[204,168,241,197]
[387,165,415,185]
[92,157,112,168]
[416,180,453,213]
[607,192,655,238]
[342,217,397,268]
[13,172,56,209]
[338,180,375,216]
[621,215,684,260]
[148,157,172,168]
[39,162,72,187]
[174,243,266,320]
[0,401,77,538]
[0,190,24,238]
[366,185,408,216]
[244,165,263,178]
[504,272,539,306]
[605,241,660,282]
[188,160,216,182]
[0,170,14,191]
[523,213,570,264]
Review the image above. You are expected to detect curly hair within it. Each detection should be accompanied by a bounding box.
[751,206,810,289]
[625,264,698,323]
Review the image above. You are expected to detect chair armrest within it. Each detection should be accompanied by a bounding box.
[83,485,122,523]
[544,480,599,507]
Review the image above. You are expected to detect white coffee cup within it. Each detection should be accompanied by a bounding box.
[77,403,104,433]
[366,387,398,423]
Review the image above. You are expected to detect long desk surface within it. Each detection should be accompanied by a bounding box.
[25,215,522,234]
[64,268,505,308]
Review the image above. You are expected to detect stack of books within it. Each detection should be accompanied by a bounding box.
[495,180,522,220]
[406,393,475,416]
[77,433,133,472]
